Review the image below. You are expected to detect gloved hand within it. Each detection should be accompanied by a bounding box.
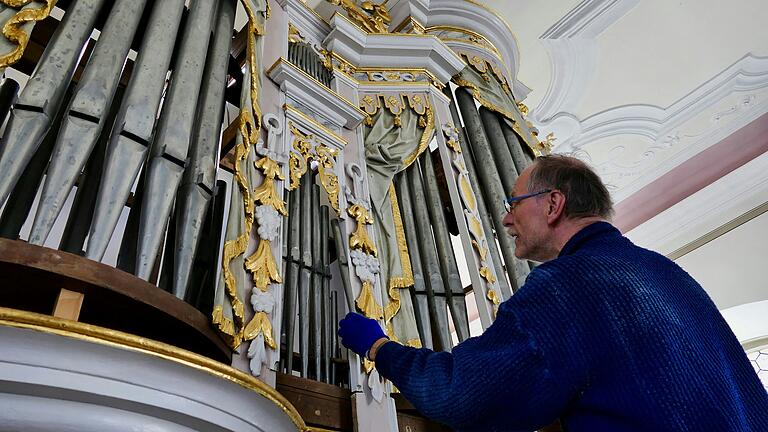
[338,312,387,359]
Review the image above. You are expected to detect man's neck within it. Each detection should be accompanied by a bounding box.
[552,217,607,256]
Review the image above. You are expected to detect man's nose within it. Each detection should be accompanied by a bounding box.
[502,210,514,228]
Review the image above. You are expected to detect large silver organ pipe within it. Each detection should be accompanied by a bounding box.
[135,0,218,280]
[86,0,187,261]
[0,0,107,212]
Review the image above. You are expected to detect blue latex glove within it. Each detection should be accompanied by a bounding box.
[338,312,387,358]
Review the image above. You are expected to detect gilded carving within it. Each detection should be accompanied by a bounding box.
[252,156,288,216]
[517,102,530,117]
[216,110,257,348]
[315,144,341,215]
[239,0,267,133]
[0,0,55,69]
[347,203,378,257]
[479,266,497,284]
[442,123,462,154]
[326,0,391,34]
[288,23,304,43]
[288,122,312,190]
[383,94,405,127]
[449,144,502,313]
[540,132,557,154]
[245,239,283,291]
[355,279,384,320]
[286,121,342,213]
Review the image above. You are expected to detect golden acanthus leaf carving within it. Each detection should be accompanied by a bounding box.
[288,123,312,190]
[253,157,288,216]
[245,239,283,292]
[347,203,378,257]
[327,0,391,34]
[314,144,341,215]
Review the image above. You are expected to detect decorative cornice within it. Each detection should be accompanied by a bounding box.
[533,0,638,123]
[387,0,430,33]
[323,12,465,85]
[625,138,768,258]
[282,0,332,46]
[267,57,366,129]
[552,54,768,200]
[284,103,348,149]
[426,0,527,98]
[541,0,639,39]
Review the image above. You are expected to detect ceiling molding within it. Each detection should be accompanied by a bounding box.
[541,0,639,39]
[666,200,768,261]
[625,149,768,257]
[534,38,598,122]
[532,0,638,122]
[552,54,768,200]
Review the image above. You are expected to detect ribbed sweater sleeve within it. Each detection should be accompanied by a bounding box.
[374,269,586,431]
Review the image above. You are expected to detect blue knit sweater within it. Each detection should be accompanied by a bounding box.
[375,222,768,431]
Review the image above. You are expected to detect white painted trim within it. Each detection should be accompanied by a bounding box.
[626,150,768,257]
[720,301,768,343]
[0,326,298,432]
[534,38,599,122]
[541,0,639,39]
[387,0,430,32]
[267,58,366,130]
[283,0,331,47]
[533,0,638,123]
[552,54,768,201]
[323,13,465,84]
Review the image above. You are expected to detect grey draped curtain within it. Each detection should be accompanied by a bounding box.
[453,57,539,153]
[364,102,434,346]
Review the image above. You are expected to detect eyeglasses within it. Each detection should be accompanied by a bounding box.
[504,189,552,213]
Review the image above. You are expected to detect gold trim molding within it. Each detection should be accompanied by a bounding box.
[425,25,500,58]
[283,104,348,146]
[0,307,310,431]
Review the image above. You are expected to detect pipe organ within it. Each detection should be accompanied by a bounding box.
[0,0,551,431]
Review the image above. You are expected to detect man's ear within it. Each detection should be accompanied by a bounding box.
[546,190,566,224]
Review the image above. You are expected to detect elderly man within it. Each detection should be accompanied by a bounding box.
[338,155,768,431]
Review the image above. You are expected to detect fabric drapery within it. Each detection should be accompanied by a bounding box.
[453,53,539,155]
[363,96,434,346]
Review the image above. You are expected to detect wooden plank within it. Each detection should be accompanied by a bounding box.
[52,288,84,321]
[276,373,353,431]
[0,239,231,362]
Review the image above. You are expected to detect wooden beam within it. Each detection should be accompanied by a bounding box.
[52,288,84,321]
